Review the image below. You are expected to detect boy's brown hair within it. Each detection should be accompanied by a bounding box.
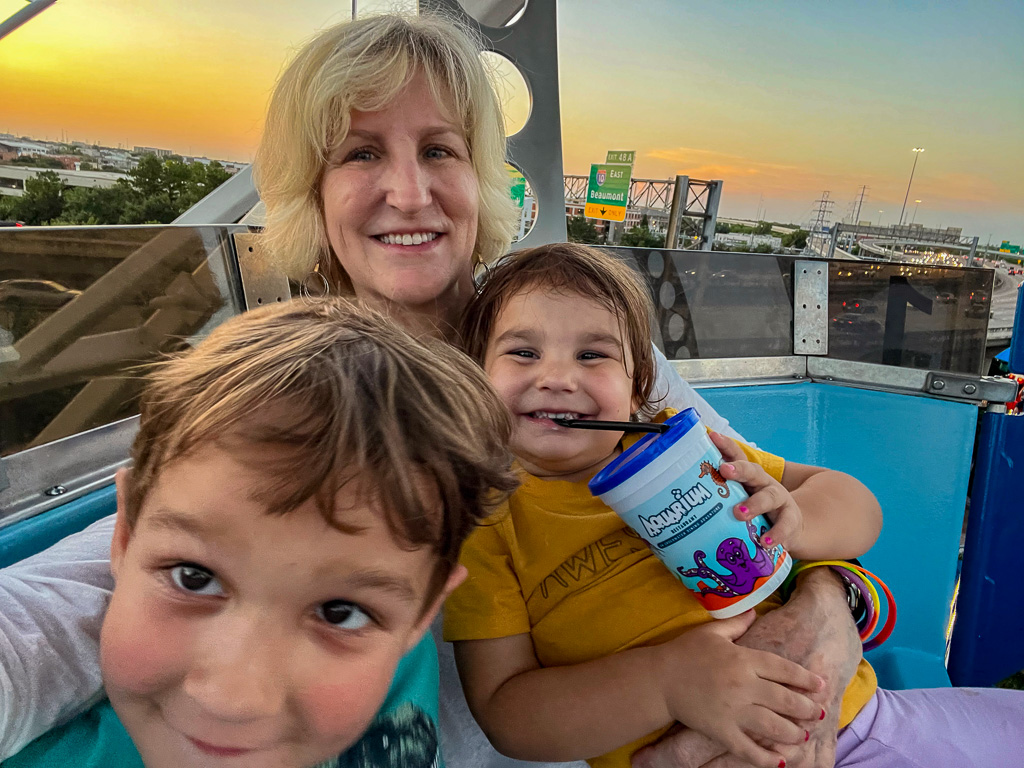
[460,243,658,416]
[125,299,518,595]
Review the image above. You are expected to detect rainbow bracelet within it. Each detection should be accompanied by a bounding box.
[781,560,897,650]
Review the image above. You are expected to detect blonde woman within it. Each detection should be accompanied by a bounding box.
[0,12,868,768]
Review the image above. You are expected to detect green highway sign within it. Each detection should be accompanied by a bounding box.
[606,150,636,165]
[585,162,631,222]
[507,166,526,208]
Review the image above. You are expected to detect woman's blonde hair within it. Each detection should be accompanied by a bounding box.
[254,12,519,291]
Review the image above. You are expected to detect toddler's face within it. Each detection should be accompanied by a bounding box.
[102,446,454,768]
[483,287,637,481]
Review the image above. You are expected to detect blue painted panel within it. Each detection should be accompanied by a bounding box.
[948,410,1024,686]
[0,485,117,568]
[701,382,977,689]
[1009,283,1024,374]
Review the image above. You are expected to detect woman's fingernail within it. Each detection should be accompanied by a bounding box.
[763,535,773,546]
[737,505,749,515]
[820,708,826,720]
[804,729,810,742]
[721,463,734,472]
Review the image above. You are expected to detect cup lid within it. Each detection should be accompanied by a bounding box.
[588,408,700,496]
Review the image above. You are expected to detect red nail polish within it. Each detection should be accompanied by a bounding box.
[764,536,773,546]
[778,760,786,768]
[820,708,826,720]
[804,729,810,742]
[738,505,749,514]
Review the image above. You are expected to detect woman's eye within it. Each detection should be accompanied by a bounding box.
[169,564,222,596]
[345,148,376,162]
[317,600,373,630]
[424,146,453,160]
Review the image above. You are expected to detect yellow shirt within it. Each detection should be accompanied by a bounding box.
[444,415,876,768]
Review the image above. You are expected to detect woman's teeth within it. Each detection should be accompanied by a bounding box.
[531,411,581,420]
[377,232,439,245]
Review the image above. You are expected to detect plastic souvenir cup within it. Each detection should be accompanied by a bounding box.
[588,408,790,618]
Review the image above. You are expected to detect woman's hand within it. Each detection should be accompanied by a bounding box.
[654,610,823,768]
[710,431,802,551]
[633,567,862,768]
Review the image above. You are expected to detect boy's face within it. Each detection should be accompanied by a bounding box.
[103,447,461,768]
[483,287,637,482]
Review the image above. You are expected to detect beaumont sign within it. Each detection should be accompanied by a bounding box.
[585,162,631,222]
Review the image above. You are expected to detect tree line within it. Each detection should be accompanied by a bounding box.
[0,154,232,226]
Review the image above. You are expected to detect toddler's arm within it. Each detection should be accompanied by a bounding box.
[711,432,882,560]
[454,611,823,768]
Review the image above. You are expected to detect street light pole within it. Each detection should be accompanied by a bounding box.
[899,147,925,226]
[911,199,921,225]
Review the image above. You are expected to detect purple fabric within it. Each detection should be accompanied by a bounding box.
[835,686,1024,767]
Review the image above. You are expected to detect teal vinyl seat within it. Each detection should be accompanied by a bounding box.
[703,381,976,690]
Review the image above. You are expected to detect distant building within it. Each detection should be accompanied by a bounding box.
[133,146,173,158]
[0,138,52,156]
[715,232,782,249]
[0,166,127,198]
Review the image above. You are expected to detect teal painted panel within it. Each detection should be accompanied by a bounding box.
[0,485,116,568]
[701,382,976,689]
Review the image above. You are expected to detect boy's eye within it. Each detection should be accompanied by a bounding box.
[317,600,373,630]
[579,351,607,361]
[509,349,537,359]
[169,564,222,596]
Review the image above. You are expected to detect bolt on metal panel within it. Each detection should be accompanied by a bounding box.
[233,233,291,310]
[793,260,829,355]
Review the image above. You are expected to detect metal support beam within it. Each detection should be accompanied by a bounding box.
[701,180,723,250]
[664,175,687,249]
[0,0,57,42]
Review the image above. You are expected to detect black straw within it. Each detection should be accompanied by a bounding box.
[552,418,669,434]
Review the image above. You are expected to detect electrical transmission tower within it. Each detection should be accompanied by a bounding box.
[852,185,868,226]
[806,191,834,255]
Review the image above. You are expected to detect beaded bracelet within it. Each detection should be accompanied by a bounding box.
[781,560,896,650]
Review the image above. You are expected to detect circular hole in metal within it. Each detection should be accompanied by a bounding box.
[648,251,665,279]
[481,51,531,137]
[506,162,536,243]
[460,0,528,27]
[659,282,676,309]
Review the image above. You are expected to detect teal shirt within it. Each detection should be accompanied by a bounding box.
[3,634,442,768]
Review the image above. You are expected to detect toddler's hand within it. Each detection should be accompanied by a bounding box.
[655,610,824,768]
[710,431,802,551]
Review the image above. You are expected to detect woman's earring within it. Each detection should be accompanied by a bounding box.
[300,271,330,301]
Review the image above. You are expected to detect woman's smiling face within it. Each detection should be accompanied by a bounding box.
[319,72,480,315]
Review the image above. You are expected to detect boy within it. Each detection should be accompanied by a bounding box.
[2,299,518,768]
[445,243,883,768]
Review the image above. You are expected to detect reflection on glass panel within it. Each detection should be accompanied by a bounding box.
[0,226,246,456]
[829,260,992,374]
[616,247,794,360]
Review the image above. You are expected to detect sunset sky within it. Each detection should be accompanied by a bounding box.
[2,0,1021,243]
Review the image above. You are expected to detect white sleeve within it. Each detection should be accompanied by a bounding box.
[649,344,749,444]
[0,513,115,760]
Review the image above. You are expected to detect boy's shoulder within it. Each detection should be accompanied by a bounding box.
[1,699,141,768]
[3,634,443,768]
